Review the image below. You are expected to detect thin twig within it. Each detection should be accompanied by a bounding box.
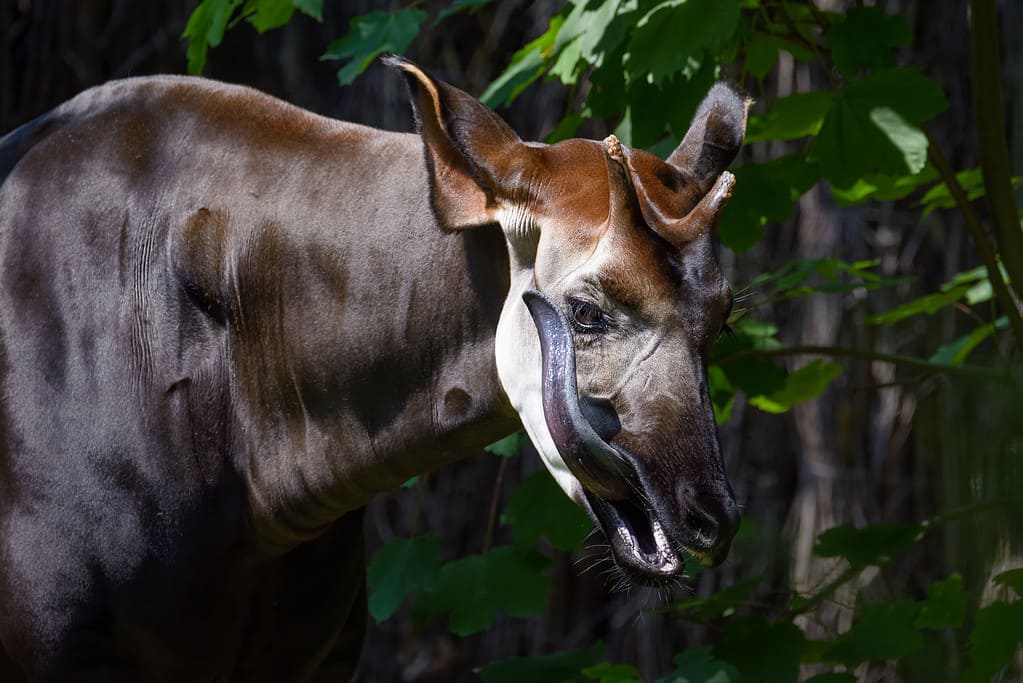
[715,344,1012,382]
[482,456,509,553]
[926,130,1023,353]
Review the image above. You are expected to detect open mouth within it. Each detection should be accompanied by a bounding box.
[583,490,682,582]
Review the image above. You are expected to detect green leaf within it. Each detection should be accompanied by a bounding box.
[829,165,938,205]
[915,574,969,630]
[663,574,764,622]
[486,431,521,457]
[293,0,322,21]
[183,0,246,74]
[747,360,842,414]
[321,9,427,85]
[416,546,551,635]
[918,167,1023,216]
[626,0,739,84]
[712,615,806,683]
[480,14,564,107]
[717,355,786,397]
[718,154,820,251]
[366,536,442,621]
[746,92,832,142]
[813,522,925,568]
[501,470,592,551]
[548,0,625,83]
[994,567,1023,596]
[743,33,782,79]
[867,263,986,325]
[823,601,923,666]
[802,674,857,683]
[929,317,1007,365]
[243,0,294,33]
[707,365,735,425]
[400,475,420,488]
[868,106,928,175]
[823,6,911,77]
[477,642,605,683]
[655,647,739,683]
[436,0,494,24]
[581,662,643,683]
[811,68,947,186]
[964,600,1023,683]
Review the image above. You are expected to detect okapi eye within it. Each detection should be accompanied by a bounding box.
[569,298,609,333]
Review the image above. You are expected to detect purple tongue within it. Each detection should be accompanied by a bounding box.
[522,289,634,502]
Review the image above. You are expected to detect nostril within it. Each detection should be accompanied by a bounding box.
[679,486,741,552]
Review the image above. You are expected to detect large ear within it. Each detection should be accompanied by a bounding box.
[385,56,525,231]
[666,83,749,185]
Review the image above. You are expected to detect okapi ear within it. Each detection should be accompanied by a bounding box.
[667,83,750,185]
[386,56,524,231]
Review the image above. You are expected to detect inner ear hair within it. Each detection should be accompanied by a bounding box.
[667,83,750,184]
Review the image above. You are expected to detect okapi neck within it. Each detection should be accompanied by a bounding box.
[222,188,518,554]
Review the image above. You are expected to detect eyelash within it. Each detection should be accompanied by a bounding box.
[568,298,611,333]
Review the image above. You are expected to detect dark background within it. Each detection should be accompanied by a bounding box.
[3,1,1021,681]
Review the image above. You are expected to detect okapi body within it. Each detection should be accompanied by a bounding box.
[0,58,746,681]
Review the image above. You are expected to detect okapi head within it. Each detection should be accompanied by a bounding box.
[390,57,746,584]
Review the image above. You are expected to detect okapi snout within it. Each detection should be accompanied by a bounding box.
[675,482,741,567]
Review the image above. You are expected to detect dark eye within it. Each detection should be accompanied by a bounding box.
[569,298,609,333]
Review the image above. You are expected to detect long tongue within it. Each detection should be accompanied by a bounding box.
[522,290,634,502]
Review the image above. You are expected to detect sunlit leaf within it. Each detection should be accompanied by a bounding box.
[501,470,591,551]
[746,92,832,142]
[707,365,735,425]
[747,360,842,414]
[244,0,294,33]
[293,0,323,21]
[868,283,973,325]
[929,317,1007,365]
[823,601,923,666]
[626,0,739,84]
[811,68,947,186]
[486,431,521,457]
[321,9,427,85]
[813,522,925,568]
[183,0,246,74]
[477,641,605,683]
[829,165,938,205]
[367,536,442,621]
[481,14,564,107]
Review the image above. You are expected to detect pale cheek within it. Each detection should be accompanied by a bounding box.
[494,304,587,507]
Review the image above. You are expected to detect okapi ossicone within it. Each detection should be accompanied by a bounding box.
[0,57,746,681]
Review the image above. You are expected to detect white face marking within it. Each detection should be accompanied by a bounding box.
[493,210,619,508]
[494,270,586,506]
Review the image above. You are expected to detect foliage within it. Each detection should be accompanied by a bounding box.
[182,0,1022,680]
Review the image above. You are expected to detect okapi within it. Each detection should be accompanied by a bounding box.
[0,57,745,681]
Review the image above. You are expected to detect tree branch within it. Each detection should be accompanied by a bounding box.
[926,132,1023,353]
[969,0,1023,303]
[715,345,1012,383]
